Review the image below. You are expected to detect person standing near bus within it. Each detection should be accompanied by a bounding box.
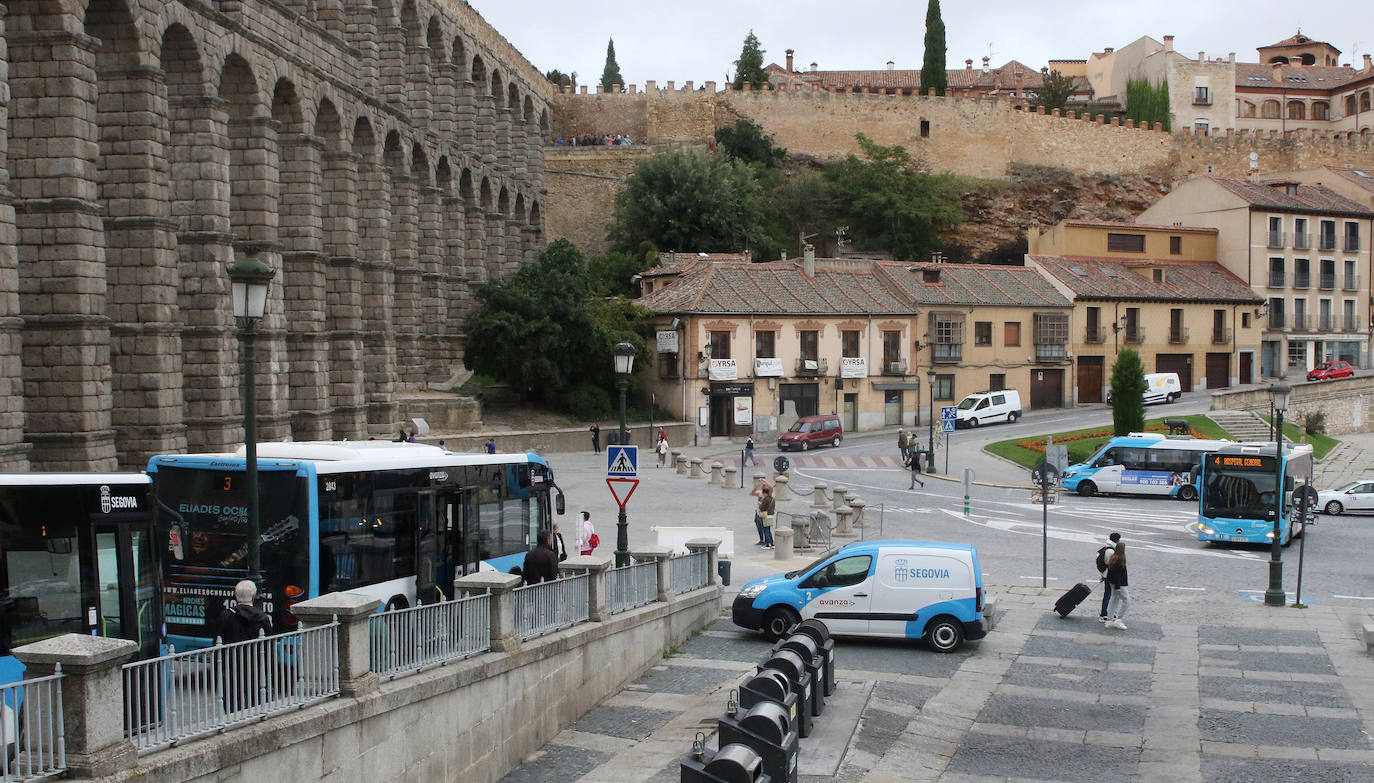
[576,511,597,556]
[1104,541,1129,630]
[217,580,273,713]
[217,580,272,644]
[1096,532,1121,622]
[521,531,559,584]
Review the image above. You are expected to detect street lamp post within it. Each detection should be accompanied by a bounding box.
[926,368,937,468]
[613,341,637,567]
[228,250,277,589]
[1264,382,1291,607]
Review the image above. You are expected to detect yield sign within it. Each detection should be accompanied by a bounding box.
[606,477,640,509]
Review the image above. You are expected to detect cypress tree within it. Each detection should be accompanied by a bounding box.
[920,0,947,96]
[733,31,767,90]
[599,38,624,93]
[1109,349,1147,436]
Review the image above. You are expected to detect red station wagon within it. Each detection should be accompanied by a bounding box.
[1307,360,1354,381]
[777,414,843,451]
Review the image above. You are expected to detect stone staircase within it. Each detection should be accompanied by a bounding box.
[1206,409,1287,443]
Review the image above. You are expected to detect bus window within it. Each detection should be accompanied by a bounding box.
[1,522,83,650]
[1094,449,1117,468]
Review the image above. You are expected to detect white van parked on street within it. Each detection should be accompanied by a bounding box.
[954,389,1022,428]
[1106,372,1182,405]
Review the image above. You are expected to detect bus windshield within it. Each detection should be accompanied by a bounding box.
[1202,469,1277,520]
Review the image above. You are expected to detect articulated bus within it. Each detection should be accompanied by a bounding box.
[1060,433,1237,501]
[2,474,162,751]
[1197,442,1315,546]
[148,442,563,650]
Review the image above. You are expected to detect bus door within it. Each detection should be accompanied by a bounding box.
[415,490,460,603]
[1089,448,1125,493]
[90,513,162,660]
[452,490,483,577]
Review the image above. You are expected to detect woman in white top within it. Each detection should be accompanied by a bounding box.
[576,510,596,555]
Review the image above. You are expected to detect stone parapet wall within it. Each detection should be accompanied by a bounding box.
[1210,377,1374,435]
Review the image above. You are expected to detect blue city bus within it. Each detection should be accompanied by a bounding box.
[147,442,563,651]
[1197,442,1315,546]
[1060,433,1235,501]
[1,473,162,753]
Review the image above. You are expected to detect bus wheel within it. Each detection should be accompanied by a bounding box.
[1077,481,1097,497]
[762,606,799,641]
[925,615,965,653]
[1177,485,1198,502]
[1325,500,1343,515]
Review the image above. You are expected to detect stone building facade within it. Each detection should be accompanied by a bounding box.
[0,0,552,471]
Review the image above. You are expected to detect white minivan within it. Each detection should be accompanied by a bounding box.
[954,389,1022,428]
[731,540,991,652]
[1106,372,1182,405]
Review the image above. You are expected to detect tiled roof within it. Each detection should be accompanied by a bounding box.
[1030,256,1263,304]
[1209,177,1374,217]
[635,259,911,315]
[1317,166,1374,195]
[644,253,744,278]
[1064,219,1217,234]
[1234,63,1361,91]
[1261,33,1336,51]
[874,262,1072,308]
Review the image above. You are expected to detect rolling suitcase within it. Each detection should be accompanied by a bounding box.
[1054,582,1092,617]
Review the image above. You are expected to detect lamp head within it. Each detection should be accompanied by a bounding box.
[1270,381,1291,413]
[926,368,937,383]
[613,341,637,376]
[228,249,277,320]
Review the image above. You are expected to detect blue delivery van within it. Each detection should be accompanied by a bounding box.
[731,540,990,653]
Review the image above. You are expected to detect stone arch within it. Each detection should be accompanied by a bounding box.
[399,0,421,47]
[540,108,550,135]
[523,94,535,127]
[460,168,484,284]
[1286,100,1306,120]
[451,36,468,79]
[413,142,445,379]
[1262,99,1281,119]
[1312,101,1329,121]
[471,54,488,87]
[1361,91,1372,112]
[352,114,378,162]
[507,82,520,115]
[490,69,505,109]
[426,15,446,65]
[1346,95,1358,115]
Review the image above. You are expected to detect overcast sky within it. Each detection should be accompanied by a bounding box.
[468,0,1372,87]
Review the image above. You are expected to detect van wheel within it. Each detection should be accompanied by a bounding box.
[831,436,841,448]
[969,417,980,428]
[1006,412,1016,423]
[801,441,810,452]
[1177,485,1198,502]
[1077,481,1097,497]
[1168,393,1179,403]
[762,607,800,641]
[925,615,965,653]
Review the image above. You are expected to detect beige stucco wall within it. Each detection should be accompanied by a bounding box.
[1029,221,1218,259]
[1170,59,1237,133]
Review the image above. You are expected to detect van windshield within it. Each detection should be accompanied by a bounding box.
[956,398,979,410]
[788,421,813,433]
[785,547,842,579]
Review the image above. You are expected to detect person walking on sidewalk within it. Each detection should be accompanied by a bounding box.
[1104,540,1129,630]
[1096,532,1121,622]
[589,423,601,454]
[897,429,909,463]
[744,435,758,466]
[905,447,924,488]
[757,485,776,548]
[656,434,669,468]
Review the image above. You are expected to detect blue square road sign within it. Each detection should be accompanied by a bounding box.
[607,445,638,477]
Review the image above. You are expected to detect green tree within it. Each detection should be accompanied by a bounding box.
[1029,69,1076,111]
[1109,349,1147,435]
[1125,78,1171,131]
[732,30,767,90]
[825,134,962,261]
[599,38,624,92]
[714,118,786,167]
[462,239,647,411]
[920,0,947,96]
[544,69,572,89]
[608,146,768,254]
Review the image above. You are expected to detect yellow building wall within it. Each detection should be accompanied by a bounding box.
[1028,221,1218,260]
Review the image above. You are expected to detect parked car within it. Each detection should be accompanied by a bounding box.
[954,389,1022,428]
[1105,372,1182,405]
[1317,480,1374,514]
[776,414,842,451]
[1307,360,1354,381]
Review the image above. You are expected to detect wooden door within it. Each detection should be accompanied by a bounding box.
[1205,352,1230,389]
[1076,357,1104,404]
[1030,368,1064,409]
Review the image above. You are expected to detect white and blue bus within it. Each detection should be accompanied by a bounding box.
[1197,442,1314,546]
[148,442,563,650]
[2,473,162,751]
[1060,433,1236,501]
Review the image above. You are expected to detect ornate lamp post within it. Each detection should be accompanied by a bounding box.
[1264,382,1291,607]
[613,341,637,567]
[926,368,937,467]
[229,250,276,588]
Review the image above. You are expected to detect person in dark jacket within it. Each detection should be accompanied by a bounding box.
[1096,532,1121,622]
[217,579,273,713]
[1104,541,1129,630]
[217,579,272,644]
[522,530,560,584]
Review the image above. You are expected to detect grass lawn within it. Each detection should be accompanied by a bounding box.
[1257,415,1339,460]
[986,414,1270,470]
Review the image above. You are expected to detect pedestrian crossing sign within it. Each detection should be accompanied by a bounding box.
[607,445,638,477]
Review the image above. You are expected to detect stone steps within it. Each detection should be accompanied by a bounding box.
[1207,410,1288,443]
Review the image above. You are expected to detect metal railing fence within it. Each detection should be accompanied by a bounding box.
[512,575,589,640]
[1,669,64,783]
[606,561,658,613]
[668,551,709,594]
[121,622,340,752]
[369,594,490,679]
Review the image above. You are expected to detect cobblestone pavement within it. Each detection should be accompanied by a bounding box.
[498,591,1374,783]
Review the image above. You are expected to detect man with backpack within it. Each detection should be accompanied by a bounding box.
[1096,532,1121,622]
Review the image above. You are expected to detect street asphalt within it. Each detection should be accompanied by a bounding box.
[500,411,1374,783]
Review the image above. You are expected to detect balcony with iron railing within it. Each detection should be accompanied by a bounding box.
[1346,236,1361,252]
[1084,326,1105,344]
[1344,315,1362,331]
[1266,312,1286,330]
[1267,272,1286,288]
[1290,314,1313,332]
[1293,270,1310,288]
[1344,274,1361,291]
[1211,327,1232,344]
[932,343,963,363]
[1034,342,1069,363]
[1319,273,1336,290]
[1293,233,1311,250]
[795,357,828,376]
[1317,315,1336,332]
[1267,231,1286,249]
[1320,235,1337,251]
[881,359,907,376]
[1168,326,1189,344]
[1123,326,1145,344]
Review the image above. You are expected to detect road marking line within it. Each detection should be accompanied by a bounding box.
[1332,594,1374,600]
[1165,585,1206,591]
[1020,575,1059,580]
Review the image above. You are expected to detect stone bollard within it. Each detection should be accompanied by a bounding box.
[686,538,722,586]
[834,507,855,537]
[774,474,792,501]
[850,498,867,528]
[709,461,724,485]
[774,527,794,560]
[835,505,854,534]
[558,555,612,622]
[671,449,683,470]
[631,546,674,601]
[791,515,811,549]
[676,454,689,475]
[12,634,138,777]
[811,483,830,510]
[689,458,705,478]
[293,591,383,697]
[454,571,522,652]
[722,466,737,487]
[832,485,849,511]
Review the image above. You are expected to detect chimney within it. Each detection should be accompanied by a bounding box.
[1197,51,1205,63]
[886,60,895,71]
[1272,62,1283,82]
[1365,54,1373,71]
[1103,47,1113,54]
[786,49,794,72]
[982,56,990,72]
[965,58,973,70]
[1163,35,1174,52]
[803,244,816,277]
[1228,52,1235,63]
[809,62,818,73]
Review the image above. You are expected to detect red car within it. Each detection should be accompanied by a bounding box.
[1307,360,1355,381]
